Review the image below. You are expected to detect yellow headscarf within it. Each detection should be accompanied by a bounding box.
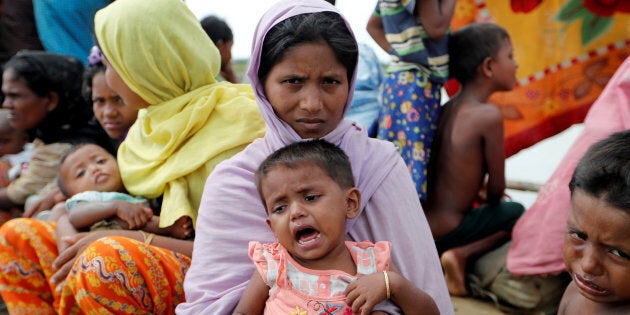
[94,0,265,228]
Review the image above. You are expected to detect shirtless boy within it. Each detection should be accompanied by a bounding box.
[424,23,525,296]
[558,130,630,315]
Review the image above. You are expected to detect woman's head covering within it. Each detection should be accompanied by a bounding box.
[94,0,265,227]
[3,50,113,151]
[242,0,397,216]
[95,0,220,105]
[246,0,358,146]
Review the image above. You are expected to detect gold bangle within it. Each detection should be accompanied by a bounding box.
[383,270,391,300]
[139,231,155,245]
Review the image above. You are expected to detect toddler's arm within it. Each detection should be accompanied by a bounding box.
[232,271,269,315]
[68,200,152,230]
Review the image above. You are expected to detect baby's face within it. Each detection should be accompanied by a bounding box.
[564,189,630,304]
[262,163,358,268]
[59,144,124,197]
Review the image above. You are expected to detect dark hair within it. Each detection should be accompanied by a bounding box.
[569,130,630,211]
[255,139,355,204]
[449,23,510,85]
[82,62,106,103]
[2,51,113,152]
[200,15,233,44]
[258,11,357,85]
[3,51,87,121]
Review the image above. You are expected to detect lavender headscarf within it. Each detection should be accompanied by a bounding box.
[179,1,452,314]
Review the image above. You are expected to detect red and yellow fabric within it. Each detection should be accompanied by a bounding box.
[0,219,191,314]
[450,0,630,156]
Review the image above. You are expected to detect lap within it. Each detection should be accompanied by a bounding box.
[435,201,525,253]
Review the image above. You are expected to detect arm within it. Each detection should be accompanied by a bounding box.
[348,157,454,315]
[387,264,438,315]
[481,106,506,205]
[53,203,79,253]
[221,63,240,84]
[68,200,153,230]
[417,0,456,40]
[345,264,438,315]
[232,271,269,315]
[23,186,66,218]
[366,14,391,54]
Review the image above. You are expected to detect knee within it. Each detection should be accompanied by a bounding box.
[0,218,41,244]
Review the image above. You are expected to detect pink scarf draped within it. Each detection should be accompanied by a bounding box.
[507,56,630,276]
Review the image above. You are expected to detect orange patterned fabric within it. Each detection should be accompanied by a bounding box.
[60,236,190,314]
[450,0,630,156]
[0,219,59,314]
[0,219,191,314]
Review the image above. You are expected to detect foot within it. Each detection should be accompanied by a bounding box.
[441,249,469,296]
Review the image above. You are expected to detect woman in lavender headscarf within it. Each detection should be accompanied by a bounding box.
[178,1,453,314]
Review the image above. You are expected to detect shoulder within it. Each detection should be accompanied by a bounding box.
[461,102,503,131]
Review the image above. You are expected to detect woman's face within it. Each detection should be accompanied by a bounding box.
[91,72,138,140]
[101,57,149,110]
[263,42,349,139]
[1,69,56,131]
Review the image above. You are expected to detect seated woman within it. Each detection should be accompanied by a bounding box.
[82,45,138,150]
[0,0,265,313]
[0,51,113,218]
[178,1,452,314]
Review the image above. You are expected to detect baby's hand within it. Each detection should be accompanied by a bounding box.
[115,202,153,229]
[166,216,194,239]
[344,272,388,315]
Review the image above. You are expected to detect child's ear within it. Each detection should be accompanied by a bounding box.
[345,187,361,219]
[45,91,59,112]
[481,56,493,78]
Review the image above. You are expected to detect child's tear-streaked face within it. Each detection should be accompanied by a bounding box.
[564,189,630,304]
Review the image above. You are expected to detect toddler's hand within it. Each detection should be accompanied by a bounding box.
[344,272,388,315]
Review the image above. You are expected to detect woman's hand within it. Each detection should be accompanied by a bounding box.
[23,187,66,218]
[50,230,113,290]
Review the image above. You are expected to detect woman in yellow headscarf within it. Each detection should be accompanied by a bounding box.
[0,0,264,313]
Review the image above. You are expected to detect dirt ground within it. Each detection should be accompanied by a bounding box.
[452,296,506,314]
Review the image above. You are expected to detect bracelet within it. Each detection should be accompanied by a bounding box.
[139,231,155,245]
[383,270,391,300]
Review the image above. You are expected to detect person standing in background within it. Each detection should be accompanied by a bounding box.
[0,0,44,60]
[367,0,454,200]
[32,0,112,65]
[200,15,239,83]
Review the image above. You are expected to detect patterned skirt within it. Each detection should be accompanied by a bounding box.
[0,218,190,314]
[377,69,443,200]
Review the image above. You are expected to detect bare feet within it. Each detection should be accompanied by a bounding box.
[441,249,469,296]
[166,216,194,239]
